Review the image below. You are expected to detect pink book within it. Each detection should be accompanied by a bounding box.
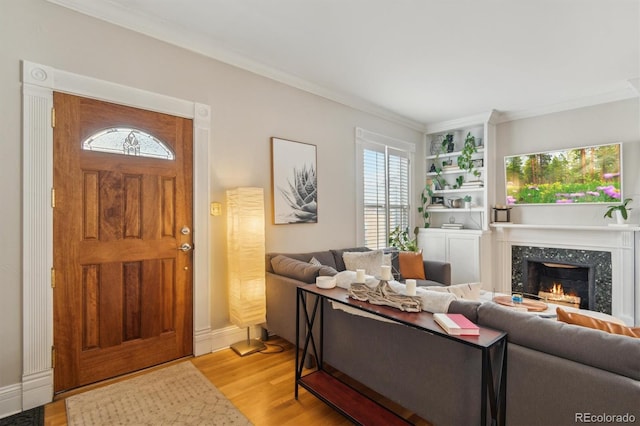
[433,313,480,336]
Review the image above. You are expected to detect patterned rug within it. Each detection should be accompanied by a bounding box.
[66,361,252,425]
[0,406,44,426]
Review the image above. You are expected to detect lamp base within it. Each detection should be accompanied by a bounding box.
[230,338,266,357]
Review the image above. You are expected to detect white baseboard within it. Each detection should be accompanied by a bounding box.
[0,383,22,420]
[194,326,213,356]
[210,325,264,353]
[22,370,53,411]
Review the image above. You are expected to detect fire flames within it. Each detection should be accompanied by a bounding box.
[539,282,581,308]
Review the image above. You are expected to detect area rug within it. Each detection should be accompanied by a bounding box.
[65,362,252,425]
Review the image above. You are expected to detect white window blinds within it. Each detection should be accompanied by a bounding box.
[358,129,413,250]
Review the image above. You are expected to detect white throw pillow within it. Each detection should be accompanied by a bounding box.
[424,282,482,301]
[343,250,388,276]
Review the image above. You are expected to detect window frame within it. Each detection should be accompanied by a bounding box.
[355,128,416,249]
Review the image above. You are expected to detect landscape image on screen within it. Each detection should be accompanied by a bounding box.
[505,143,622,205]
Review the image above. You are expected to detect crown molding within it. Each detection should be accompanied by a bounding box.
[45,0,426,132]
[494,86,639,124]
[424,110,499,134]
[44,0,640,133]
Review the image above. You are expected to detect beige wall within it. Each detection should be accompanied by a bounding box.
[495,99,640,225]
[0,0,422,389]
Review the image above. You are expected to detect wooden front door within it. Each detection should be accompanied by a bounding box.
[53,93,194,392]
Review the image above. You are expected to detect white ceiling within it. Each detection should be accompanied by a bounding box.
[48,0,639,128]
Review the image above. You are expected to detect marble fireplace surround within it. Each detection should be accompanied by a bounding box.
[491,223,639,326]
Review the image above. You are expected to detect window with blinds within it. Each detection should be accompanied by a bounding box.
[362,144,411,249]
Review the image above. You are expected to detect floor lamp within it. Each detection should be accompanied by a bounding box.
[226,187,267,356]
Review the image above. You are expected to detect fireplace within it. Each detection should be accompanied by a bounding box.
[522,259,595,311]
[493,224,638,326]
[511,245,612,315]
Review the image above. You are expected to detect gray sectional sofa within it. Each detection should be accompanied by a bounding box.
[265,247,640,425]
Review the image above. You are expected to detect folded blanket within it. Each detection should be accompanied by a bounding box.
[333,270,457,313]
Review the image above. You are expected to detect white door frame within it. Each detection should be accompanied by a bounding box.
[21,60,212,409]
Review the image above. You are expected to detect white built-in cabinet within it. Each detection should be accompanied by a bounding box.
[418,111,499,287]
[417,228,491,284]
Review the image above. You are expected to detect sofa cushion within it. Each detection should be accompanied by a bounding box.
[342,250,387,276]
[331,247,370,271]
[266,250,337,273]
[556,307,640,338]
[478,302,640,380]
[398,251,426,279]
[270,255,322,283]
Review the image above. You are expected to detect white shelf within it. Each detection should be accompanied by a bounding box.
[427,167,485,177]
[432,187,484,195]
[427,207,484,212]
[426,147,485,160]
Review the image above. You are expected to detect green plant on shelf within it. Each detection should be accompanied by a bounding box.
[418,187,432,228]
[457,132,481,180]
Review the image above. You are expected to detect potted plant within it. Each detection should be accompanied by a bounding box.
[442,133,455,153]
[457,132,481,180]
[388,226,418,251]
[604,198,632,224]
[463,195,472,209]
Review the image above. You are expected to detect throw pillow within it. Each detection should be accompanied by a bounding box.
[398,251,426,280]
[342,250,386,276]
[270,255,321,283]
[425,282,482,301]
[309,256,322,266]
[556,307,640,338]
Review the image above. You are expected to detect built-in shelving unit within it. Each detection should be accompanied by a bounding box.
[423,111,498,231]
[418,111,499,287]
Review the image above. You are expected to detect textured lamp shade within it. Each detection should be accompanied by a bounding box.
[226,187,266,329]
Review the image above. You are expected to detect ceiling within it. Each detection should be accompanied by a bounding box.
[48,0,639,128]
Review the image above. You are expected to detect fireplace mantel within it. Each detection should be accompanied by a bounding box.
[491,223,639,326]
[490,223,640,232]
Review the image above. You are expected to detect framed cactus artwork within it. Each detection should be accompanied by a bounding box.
[271,137,318,224]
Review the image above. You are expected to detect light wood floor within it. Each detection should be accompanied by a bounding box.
[44,337,431,425]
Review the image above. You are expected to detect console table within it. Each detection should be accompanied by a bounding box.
[295,284,508,426]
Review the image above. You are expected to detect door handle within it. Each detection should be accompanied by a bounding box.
[178,243,193,252]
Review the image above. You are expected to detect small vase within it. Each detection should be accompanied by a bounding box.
[465,201,472,209]
[615,210,625,225]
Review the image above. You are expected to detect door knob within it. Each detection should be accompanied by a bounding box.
[178,243,193,252]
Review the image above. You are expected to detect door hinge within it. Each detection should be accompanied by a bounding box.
[51,267,55,288]
[51,346,56,369]
[51,107,55,128]
[51,188,55,208]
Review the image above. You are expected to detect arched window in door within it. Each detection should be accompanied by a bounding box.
[82,128,175,160]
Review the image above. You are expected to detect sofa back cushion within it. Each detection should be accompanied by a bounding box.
[477,302,640,380]
[270,255,336,283]
[265,250,337,273]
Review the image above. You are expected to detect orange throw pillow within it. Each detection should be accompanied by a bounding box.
[398,251,426,280]
[556,307,640,338]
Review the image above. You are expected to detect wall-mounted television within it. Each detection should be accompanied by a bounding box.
[504,142,622,205]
